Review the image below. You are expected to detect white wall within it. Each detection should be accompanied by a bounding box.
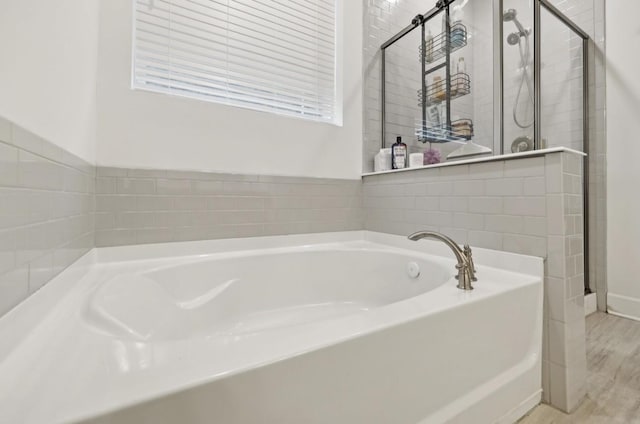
[0,0,99,163]
[96,0,362,179]
[606,1,640,320]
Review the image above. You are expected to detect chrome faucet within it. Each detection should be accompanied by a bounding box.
[407,231,477,290]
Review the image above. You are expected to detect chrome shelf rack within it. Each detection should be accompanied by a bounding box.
[417,72,471,107]
[381,0,473,146]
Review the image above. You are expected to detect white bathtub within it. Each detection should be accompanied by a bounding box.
[0,231,543,424]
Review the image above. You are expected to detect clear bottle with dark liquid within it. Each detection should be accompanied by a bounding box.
[391,136,407,169]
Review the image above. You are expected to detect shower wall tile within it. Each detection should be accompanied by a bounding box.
[363,0,495,172]
[94,168,363,247]
[0,117,95,318]
[362,150,585,412]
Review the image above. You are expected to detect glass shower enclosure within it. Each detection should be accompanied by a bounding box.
[379,0,593,292]
[380,0,495,162]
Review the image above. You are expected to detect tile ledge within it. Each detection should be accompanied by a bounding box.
[362,147,586,177]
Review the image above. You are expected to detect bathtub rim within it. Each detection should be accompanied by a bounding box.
[0,230,543,363]
[93,230,543,277]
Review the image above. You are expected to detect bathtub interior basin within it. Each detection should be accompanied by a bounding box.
[85,249,451,341]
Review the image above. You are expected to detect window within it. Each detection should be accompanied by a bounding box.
[133,0,339,124]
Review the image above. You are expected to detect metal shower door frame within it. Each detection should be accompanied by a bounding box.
[496,0,591,293]
[537,0,592,294]
[379,0,593,292]
[493,0,591,294]
[380,0,456,149]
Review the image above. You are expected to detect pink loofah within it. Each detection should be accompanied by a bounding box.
[423,148,441,165]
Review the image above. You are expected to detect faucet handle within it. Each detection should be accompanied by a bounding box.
[463,245,478,282]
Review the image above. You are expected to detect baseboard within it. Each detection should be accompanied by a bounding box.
[608,311,640,322]
[608,293,640,322]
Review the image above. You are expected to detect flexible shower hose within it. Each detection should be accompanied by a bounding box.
[513,33,534,129]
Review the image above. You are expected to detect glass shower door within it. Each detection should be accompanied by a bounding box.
[540,6,585,151]
[502,0,535,154]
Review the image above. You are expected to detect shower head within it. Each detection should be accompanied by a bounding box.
[507,32,521,45]
[503,8,529,43]
[503,9,517,22]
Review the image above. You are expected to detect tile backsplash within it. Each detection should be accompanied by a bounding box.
[0,116,94,316]
[94,168,363,247]
[362,151,585,412]
[363,156,551,253]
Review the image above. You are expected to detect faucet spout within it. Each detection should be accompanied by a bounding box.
[407,231,475,290]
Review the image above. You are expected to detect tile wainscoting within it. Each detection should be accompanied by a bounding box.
[0,117,95,316]
[94,169,363,247]
[362,151,586,412]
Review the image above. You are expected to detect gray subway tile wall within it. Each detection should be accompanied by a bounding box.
[0,116,94,316]
[363,156,550,250]
[362,151,585,412]
[551,152,587,411]
[94,168,363,247]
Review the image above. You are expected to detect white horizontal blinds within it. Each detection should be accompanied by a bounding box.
[134,0,337,122]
